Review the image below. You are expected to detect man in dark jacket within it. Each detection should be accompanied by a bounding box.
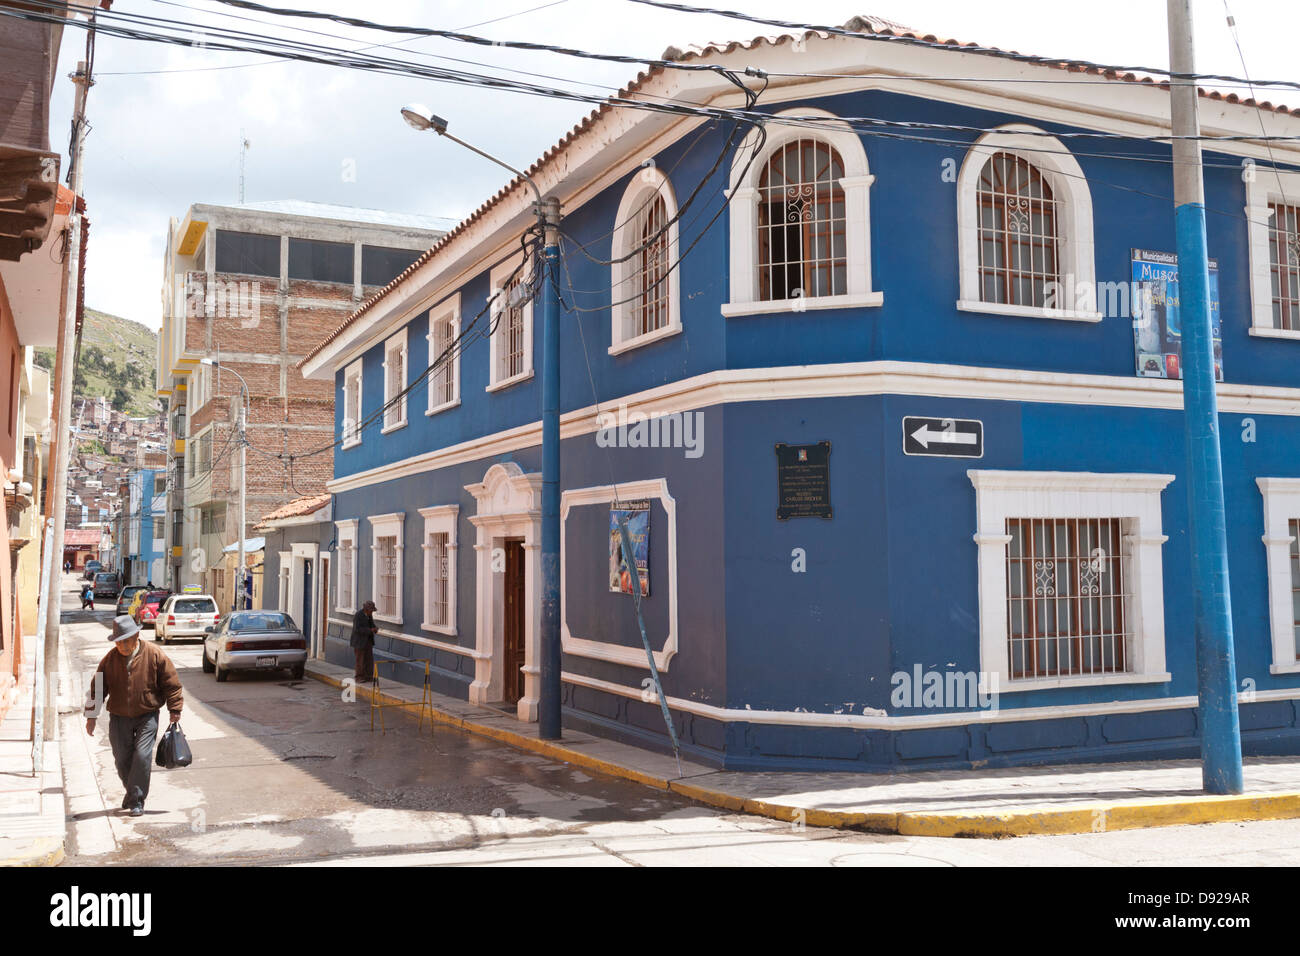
[84,615,185,816]
[351,600,377,682]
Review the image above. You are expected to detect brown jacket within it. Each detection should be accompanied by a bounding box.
[84,640,184,719]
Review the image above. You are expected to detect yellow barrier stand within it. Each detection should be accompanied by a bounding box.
[368,657,434,734]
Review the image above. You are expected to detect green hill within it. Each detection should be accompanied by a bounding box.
[34,308,160,418]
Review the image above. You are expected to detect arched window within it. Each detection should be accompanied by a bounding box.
[633,192,671,336]
[757,139,847,301]
[976,151,1059,308]
[724,109,879,317]
[957,125,1098,321]
[611,167,681,354]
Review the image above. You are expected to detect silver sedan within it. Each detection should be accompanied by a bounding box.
[202,610,308,682]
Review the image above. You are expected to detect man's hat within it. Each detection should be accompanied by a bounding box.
[109,615,140,643]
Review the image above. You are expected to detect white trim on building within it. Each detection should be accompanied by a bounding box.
[419,504,459,636]
[1257,477,1300,673]
[968,469,1173,692]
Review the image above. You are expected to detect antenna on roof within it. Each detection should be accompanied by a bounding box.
[238,130,251,204]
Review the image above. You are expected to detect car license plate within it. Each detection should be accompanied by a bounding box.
[257,655,276,667]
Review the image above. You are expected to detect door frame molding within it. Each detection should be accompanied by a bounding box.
[466,462,542,721]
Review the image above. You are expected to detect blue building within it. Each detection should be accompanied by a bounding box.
[124,468,165,587]
[300,20,1300,771]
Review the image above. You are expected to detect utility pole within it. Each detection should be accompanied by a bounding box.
[1166,0,1244,794]
[398,104,565,738]
[42,59,92,741]
[538,196,562,741]
[237,396,246,611]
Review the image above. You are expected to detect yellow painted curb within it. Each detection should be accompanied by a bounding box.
[0,837,65,868]
[897,791,1300,838]
[305,669,1300,838]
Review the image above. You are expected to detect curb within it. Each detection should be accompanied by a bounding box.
[306,668,1300,838]
[0,837,65,868]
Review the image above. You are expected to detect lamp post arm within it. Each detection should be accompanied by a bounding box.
[439,130,543,208]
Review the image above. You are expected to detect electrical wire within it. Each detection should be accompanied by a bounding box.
[626,0,1300,93]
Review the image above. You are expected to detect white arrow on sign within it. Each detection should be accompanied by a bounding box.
[911,424,977,449]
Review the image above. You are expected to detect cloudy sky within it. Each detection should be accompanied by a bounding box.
[42,0,1300,329]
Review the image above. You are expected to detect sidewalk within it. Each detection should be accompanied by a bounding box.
[307,658,1300,838]
[0,638,65,866]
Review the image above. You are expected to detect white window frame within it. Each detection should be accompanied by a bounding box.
[1256,478,1300,672]
[969,469,1173,692]
[419,504,458,636]
[368,511,404,624]
[956,124,1101,322]
[278,552,290,612]
[335,519,358,614]
[426,293,461,416]
[381,328,408,434]
[341,359,363,449]
[722,107,881,318]
[487,254,534,391]
[610,167,682,354]
[1245,168,1300,340]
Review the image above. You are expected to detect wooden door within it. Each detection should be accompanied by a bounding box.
[502,539,526,705]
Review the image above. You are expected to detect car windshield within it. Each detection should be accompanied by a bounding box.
[229,612,295,632]
[122,587,145,596]
[145,593,168,605]
[174,599,216,614]
[95,573,115,583]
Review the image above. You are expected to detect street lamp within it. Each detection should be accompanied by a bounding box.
[200,358,250,612]
[403,105,563,740]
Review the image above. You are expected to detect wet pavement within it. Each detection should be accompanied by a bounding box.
[53,579,1300,866]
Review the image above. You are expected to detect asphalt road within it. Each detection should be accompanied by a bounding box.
[54,578,1300,867]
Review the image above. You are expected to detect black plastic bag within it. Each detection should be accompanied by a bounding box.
[155,722,194,769]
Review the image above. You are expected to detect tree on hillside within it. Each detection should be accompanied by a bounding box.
[111,386,131,411]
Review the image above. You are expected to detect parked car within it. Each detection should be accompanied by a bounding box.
[156,594,220,644]
[203,610,306,682]
[133,590,171,629]
[92,571,120,599]
[82,560,102,580]
[115,585,149,617]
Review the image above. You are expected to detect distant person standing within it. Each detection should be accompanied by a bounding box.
[84,615,184,816]
[351,600,377,683]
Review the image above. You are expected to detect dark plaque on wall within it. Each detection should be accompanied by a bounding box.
[775,441,832,520]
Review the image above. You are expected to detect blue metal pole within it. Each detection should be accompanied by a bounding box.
[1168,0,1243,794]
[539,197,563,740]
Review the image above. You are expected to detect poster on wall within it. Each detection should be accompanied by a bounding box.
[1131,247,1223,382]
[609,500,650,596]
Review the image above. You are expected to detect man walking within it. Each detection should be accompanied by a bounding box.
[351,600,377,683]
[84,615,184,816]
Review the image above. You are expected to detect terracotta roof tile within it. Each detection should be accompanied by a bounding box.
[253,493,331,529]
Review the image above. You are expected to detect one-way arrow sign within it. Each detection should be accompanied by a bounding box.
[902,416,984,458]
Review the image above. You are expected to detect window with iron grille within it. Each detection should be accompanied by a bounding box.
[419,504,457,634]
[611,171,681,352]
[1290,519,1300,659]
[367,513,403,622]
[383,331,407,431]
[1269,202,1300,331]
[500,277,526,381]
[1005,517,1132,679]
[632,194,671,336]
[977,152,1060,308]
[424,532,449,627]
[428,297,459,412]
[757,138,847,301]
[335,521,357,613]
[375,535,398,618]
[342,361,362,446]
